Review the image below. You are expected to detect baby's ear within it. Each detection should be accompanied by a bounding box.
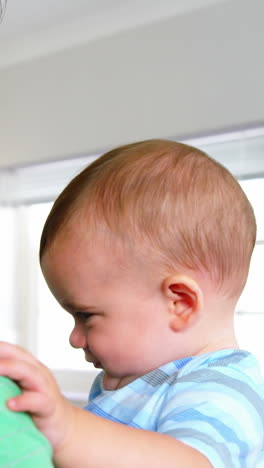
[162,275,204,332]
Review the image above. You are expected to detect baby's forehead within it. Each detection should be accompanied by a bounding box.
[44,222,131,267]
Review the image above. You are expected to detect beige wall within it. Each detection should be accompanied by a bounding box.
[0,0,263,167]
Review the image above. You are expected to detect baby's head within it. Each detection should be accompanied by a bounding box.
[40,139,255,300]
[39,140,256,385]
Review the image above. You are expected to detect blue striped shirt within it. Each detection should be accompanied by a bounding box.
[85,349,264,467]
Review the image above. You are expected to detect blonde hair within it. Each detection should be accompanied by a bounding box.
[40,139,256,298]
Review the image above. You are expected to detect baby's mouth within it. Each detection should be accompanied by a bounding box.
[83,348,102,368]
[93,361,103,369]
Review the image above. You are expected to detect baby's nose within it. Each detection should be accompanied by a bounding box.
[69,326,87,349]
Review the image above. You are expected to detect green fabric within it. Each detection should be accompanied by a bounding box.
[0,376,54,467]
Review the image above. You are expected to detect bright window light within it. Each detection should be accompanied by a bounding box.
[28,202,93,370]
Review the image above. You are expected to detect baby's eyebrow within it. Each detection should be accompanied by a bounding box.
[62,302,97,313]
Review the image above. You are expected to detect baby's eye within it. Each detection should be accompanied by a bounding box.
[75,312,94,321]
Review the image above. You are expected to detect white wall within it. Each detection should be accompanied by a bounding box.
[0,0,263,167]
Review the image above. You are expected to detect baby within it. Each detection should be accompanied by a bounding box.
[0,139,263,467]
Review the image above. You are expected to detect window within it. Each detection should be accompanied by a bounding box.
[0,207,16,342]
[234,178,264,366]
[29,202,91,371]
[1,127,264,403]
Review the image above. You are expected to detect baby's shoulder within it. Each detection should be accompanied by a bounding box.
[164,348,264,414]
[157,350,264,467]
[176,348,263,382]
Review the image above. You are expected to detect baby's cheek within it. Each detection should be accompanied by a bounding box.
[90,326,143,372]
[89,330,112,356]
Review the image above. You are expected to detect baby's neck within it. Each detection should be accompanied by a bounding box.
[102,373,140,391]
[195,335,239,357]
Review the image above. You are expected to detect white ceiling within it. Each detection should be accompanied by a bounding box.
[0,0,228,68]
